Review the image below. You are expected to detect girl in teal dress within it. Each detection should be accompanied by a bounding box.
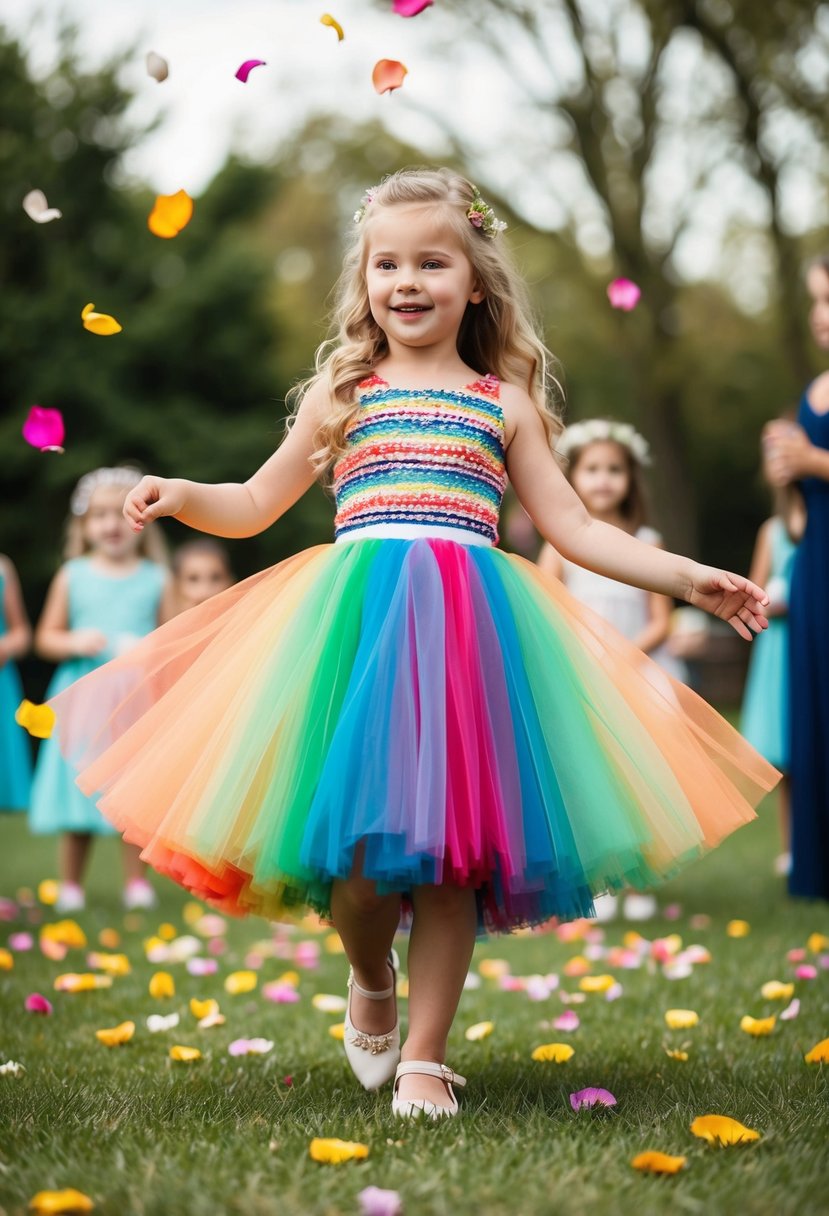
[0,555,33,812]
[29,467,171,912]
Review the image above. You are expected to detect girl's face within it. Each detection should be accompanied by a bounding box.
[807,264,829,350]
[364,204,485,357]
[570,441,631,516]
[175,553,231,610]
[83,485,139,560]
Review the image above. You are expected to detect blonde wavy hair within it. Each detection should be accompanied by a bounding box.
[63,466,168,565]
[287,167,564,473]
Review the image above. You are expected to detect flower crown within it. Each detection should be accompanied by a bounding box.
[353,184,507,238]
[557,419,651,466]
[70,466,143,516]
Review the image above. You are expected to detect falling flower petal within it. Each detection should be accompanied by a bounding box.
[147,189,194,239]
[190,997,219,1020]
[726,919,750,938]
[804,1037,829,1064]
[553,1011,580,1032]
[607,278,641,311]
[760,981,794,1001]
[578,974,616,993]
[146,51,169,82]
[465,1021,494,1041]
[328,1022,346,1041]
[372,59,408,94]
[235,59,266,83]
[795,964,818,980]
[28,1189,94,1214]
[228,1037,274,1056]
[149,971,175,999]
[147,1013,179,1033]
[22,406,65,453]
[169,1045,202,1062]
[631,1151,686,1174]
[312,993,347,1013]
[95,1020,135,1047]
[780,998,800,1021]
[358,1186,403,1216]
[16,700,56,739]
[309,1138,369,1165]
[320,13,345,40]
[570,1087,617,1111]
[690,1115,760,1146]
[81,303,122,336]
[224,970,257,995]
[740,1014,776,1036]
[25,993,53,1015]
[0,1060,25,1076]
[665,1049,689,1061]
[664,1009,699,1029]
[22,189,62,224]
[393,0,433,13]
[531,1042,574,1063]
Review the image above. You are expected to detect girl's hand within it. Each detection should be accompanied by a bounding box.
[687,566,769,641]
[124,476,187,531]
[762,422,814,484]
[70,628,109,658]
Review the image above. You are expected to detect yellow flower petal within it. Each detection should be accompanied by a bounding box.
[664,1009,699,1029]
[807,933,829,954]
[97,928,121,948]
[38,879,60,906]
[157,923,177,941]
[328,1022,346,1041]
[149,971,175,999]
[87,952,131,976]
[531,1042,575,1063]
[478,958,509,979]
[325,932,345,953]
[563,955,591,977]
[197,1011,226,1029]
[95,1020,135,1047]
[41,920,87,948]
[0,947,13,970]
[224,970,257,995]
[804,1037,829,1064]
[309,1137,369,1164]
[760,981,794,1001]
[665,1049,689,1061]
[740,1015,776,1036]
[631,1151,686,1174]
[15,699,56,739]
[28,1189,94,1214]
[170,1045,202,1062]
[55,972,112,992]
[320,13,345,40]
[81,302,122,336]
[690,1114,760,1145]
[465,1021,494,1041]
[190,997,219,1020]
[726,919,750,938]
[183,901,205,925]
[578,974,616,993]
[147,189,194,239]
[276,970,300,988]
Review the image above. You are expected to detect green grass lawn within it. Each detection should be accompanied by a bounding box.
[1,797,828,1216]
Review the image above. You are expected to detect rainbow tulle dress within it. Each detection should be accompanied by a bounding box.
[48,375,779,931]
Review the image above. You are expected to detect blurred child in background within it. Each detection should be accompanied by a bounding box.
[171,538,234,615]
[0,554,32,814]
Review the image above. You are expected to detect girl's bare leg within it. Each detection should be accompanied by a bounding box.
[60,831,93,886]
[330,870,402,1036]
[122,841,151,884]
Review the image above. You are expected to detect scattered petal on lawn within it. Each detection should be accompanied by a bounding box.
[189,997,219,1020]
[328,1023,346,1041]
[325,932,345,953]
[87,952,130,976]
[663,961,693,981]
[607,277,641,311]
[81,303,122,336]
[570,1087,617,1111]
[372,59,408,94]
[787,947,806,963]
[740,1014,776,1036]
[780,998,800,1021]
[295,941,320,968]
[98,928,120,948]
[16,700,56,739]
[631,1151,686,1174]
[22,189,62,223]
[275,970,301,988]
[690,1115,760,1145]
[309,1138,369,1164]
[320,13,345,40]
[0,1060,26,1076]
[28,1189,94,1214]
[665,1009,698,1029]
[235,59,266,83]
[157,923,177,942]
[10,932,34,951]
[358,1185,403,1216]
[147,1013,179,1033]
[807,932,829,953]
[25,993,53,1015]
[169,1045,202,1062]
[553,1011,580,1032]
[228,1037,274,1056]
[478,958,509,979]
[681,945,712,965]
[665,1049,689,1061]
[197,1011,226,1029]
[605,982,624,1001]
[804,1037,829,1064]
[40,938,67,962]
[149,971,175,999]
[23,406,65,453]
[146,51,169,82]
[186,957,218,977]
[224,970,257,995]
[38,880,59,906]
[312,993,347,1013]
[43,921,86,948]
[147,189,193,238]
[563,956,591,977]
[55,973,112,993]
[95,1020,135,1047]
[0,948,13,970]
[532,1043,575,1063]
[760,981,794,1001]
[393,0,433,13]
[578,974,616,993]
[465,1021,494,1041]
[726,919,750,938]
[263,982,300,1004]
[795,964,818,980]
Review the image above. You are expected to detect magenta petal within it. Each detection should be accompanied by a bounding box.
[392,0,433,14]
[262,982,300,1004]
[553,1010,580,1032]
[796,964,818,980]
[22,406,65,451]
[358,1186,404,1216]
[606,277,641,311]
[569,1087,617,1112]
[235,59,266,83]
[25,992,53,1015]
[9,933,34,951]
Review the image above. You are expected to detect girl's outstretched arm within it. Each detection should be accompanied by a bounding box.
[124,385,327,538]
[0,556,31,665]
[504,386,769,640]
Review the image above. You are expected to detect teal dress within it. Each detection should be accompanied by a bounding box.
[29,557,165,834]
[0,568,33,811]
[740,517,797,770]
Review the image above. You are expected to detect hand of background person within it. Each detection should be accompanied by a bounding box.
[70,628,109,657]
[762,420,814,485]
[687,567,769,641]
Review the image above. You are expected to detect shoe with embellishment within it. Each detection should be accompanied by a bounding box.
[343,948,401,1090]
[391,1060,466,1120]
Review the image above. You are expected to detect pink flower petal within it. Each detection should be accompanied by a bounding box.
[393,0,433,15]
[796,964,818,980]
[282,1075,293,1087]
[372,59,408,94]
[358,1186,403,1216]
[9,933,34,951]
[22,406,65,453]
[186,957,218,977]
[607,277,641,311]
[570,1087,617,1112]
[780,998,800,1021]
[263,981,300,1004]
[235,59,266,83]
[553,1011,580,1032]
[25,992,53,1015]
[787,948,806,963]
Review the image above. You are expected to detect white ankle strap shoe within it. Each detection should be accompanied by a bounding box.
[343,949,401,1090]
[392,1060,467,1120]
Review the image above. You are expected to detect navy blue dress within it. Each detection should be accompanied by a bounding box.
[788,389,829,900]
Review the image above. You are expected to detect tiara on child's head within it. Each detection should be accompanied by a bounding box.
[557,419,651,466]
[353,183,507,238]
[70,466,143,516]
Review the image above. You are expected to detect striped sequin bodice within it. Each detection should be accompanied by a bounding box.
[333,374,507,543]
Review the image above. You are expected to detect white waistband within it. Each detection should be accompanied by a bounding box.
[335,523,493,547]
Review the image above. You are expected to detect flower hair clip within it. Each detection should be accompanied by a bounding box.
[557,419,651,466]
[467,189,507,239]
[353,188,377,224]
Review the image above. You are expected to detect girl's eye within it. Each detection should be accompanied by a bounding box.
[423,260,442,270]
[377,260,396,271]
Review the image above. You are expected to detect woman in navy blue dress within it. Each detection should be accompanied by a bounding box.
[765,256,829,901]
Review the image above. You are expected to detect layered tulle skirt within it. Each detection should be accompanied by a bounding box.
[49,534,778,932]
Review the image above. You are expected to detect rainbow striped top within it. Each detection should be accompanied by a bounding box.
[333,374,507,543]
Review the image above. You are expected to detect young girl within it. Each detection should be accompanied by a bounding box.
[171,538,234,615]
[0,554,33,813]
[34,170,777,1119]
[28,467,171,912]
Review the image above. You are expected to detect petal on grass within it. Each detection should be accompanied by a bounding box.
[726,920,751,938]
[740,1015,776,1036]
[95,1020,135,1047]
[189,997,219,1020]
[224,970,257,995]
[631,1151,686,1174]
[531,1043,574,1063]
[465,1021,494,1041]
[81,303,122,336]
[372,59,408,94]
[263,982,300,1004]
[578,974,616,993]
[146,1013,179,1033]
[309,1138,369,1164]
[804,1037,829,1064]
[358,1186,403,1216]
[328,1022,346,1041]
[15,700,56,739]
[228,1038,274,1056]
[760,981,794,1001]
[149,971,175,999]
[664,1009,699,1029]
[0,1060,26,1076]
[28,1189,94,1214]
[320,13,345,40]
[169,1045,202,1062]
[690,1115,760,1145]
[25,993,53,1015]
[570,1087,617,1111]
[779,998,800,1021]
[553,1011,580,1032]
[665,1049,689,1061]
[312,993,347,1013]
